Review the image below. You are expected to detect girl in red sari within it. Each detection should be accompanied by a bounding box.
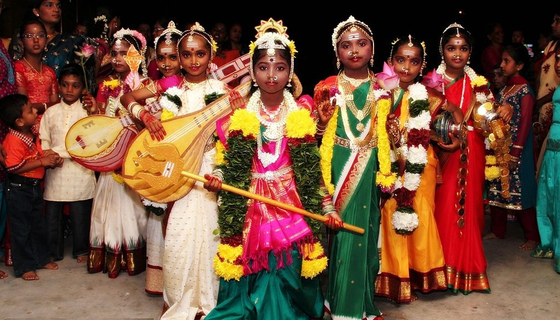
[425,23,510,295]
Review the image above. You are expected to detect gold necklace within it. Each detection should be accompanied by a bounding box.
[338,74,375,132]
[22,57,43,84]
[341,70,371,87]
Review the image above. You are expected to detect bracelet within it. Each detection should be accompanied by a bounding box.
[127,102,144,119]
[43,102,47,109]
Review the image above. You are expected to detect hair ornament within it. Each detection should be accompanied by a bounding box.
[407,34,413,47]
[178,22,217,59]
[113,28,147,49]
[249,18,296,86]
[331,15,373,51]
[94,15,107,23]
[154,20,182,47]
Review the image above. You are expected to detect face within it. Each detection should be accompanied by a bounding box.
[33,0,61,25]
[179,34,211,81]
[552,14,560,39]
[500,51,521,78]
[229,23,242,43]
[138,23,152,43]
[492,68,507,90]
[19,101,38,127]
[391,44,423,87]
[211,23,227,44]
[153,22,165,39]
[253,50,290,95]
[511,30,524,44]
[443,36,470,70]
[337,28,373,71]
[59,74,85,105]
[22,23,47,55]
[488,24,504,44]
[73,24,87,36]
[110,39,132,74]
[156,40,181,78]
[109,16,121,36]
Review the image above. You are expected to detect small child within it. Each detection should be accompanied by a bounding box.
[39,63,98,263]
[0,93,62,280]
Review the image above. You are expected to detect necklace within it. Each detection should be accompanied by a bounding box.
[339,74,375,132]
[341,70,371,87]
[22,57,43,84]
[500,85,516,101]
[260,101,283,121]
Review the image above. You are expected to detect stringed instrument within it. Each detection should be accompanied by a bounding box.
[121,80,252,203]
[65,115,139,172]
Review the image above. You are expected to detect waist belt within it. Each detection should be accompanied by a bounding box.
[334,135,377,151]
[252,166,293,181]
[8,174,40,186]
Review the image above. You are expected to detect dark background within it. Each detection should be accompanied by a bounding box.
[1,1,553,95]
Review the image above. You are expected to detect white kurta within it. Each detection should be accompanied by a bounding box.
[161,78,226,320]
[40,101,96,201]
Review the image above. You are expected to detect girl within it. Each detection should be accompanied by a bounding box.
[484,43,539,251]
[374,35,448,303]
[313,15,386,319]
[10,0,97,94]
[128,22,229,319]
[203,19,327,320]
[87,28,149,279]
[120,20,182,296]
[532,43,560,273]
[427,22,508,294]
[14,19,59,119]
[39,63,97,263]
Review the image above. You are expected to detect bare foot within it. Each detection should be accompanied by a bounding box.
[483,232,498,240]
[76,256,87,263]
[21,271,39,281]
[0,269,8,279]
[519,240,538,251]
[40,262,59,270]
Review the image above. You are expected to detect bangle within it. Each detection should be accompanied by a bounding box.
[43,102,47,109]
[128,102,144,119]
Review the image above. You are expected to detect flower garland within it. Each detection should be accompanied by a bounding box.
[159,86,185,120]
[212,94,327,281]
[319,81,396,195]
[389,83,431,235]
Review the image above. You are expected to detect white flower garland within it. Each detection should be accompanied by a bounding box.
[160,86,185,116]
[391,83,430,234]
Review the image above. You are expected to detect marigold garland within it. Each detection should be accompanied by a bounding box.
[375,95,398,192]
[214,96,327,280]
[319,107,338,195]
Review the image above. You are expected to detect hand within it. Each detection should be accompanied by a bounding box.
[496,103,513,123]
[141,111,166,141]
[324,212,344,230]
[203,174,222,192]
[82,93,97,114]
[314,84,335,127]
[386,114,401,147]
[41,153,62,168]
[228,89,245,111]
[437,133,461,151]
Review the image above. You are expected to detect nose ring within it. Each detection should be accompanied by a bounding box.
[192,62,200,67]
[112,58,117,64]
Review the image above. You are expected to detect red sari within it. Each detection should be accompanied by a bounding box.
[433,74,491,294]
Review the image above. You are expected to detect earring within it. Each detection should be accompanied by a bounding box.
[36,13,39,17]
[370,56,374,67]
[253,81,258,87]
[336,58,340,69]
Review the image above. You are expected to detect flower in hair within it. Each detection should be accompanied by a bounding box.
[94,15,107,23]
[113,28,147,49]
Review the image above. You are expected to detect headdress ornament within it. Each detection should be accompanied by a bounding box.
[389,35,427,69]
[439,22,470,58]
[178,22,218,60]
[331,16,374,69]
[249,18,296,85]
[154,20,182,48]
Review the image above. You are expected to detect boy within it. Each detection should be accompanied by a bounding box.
[0,94,62,280]
[39,63,97,263]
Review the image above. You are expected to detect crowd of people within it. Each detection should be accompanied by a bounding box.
[1,1,560,319]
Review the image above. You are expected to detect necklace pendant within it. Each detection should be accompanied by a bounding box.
[356,109,364,121]
[356,122,365,132]
[39,76,43,84]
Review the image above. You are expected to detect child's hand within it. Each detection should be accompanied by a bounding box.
[82,93,97,114]
[228,90,245,111]
[203,174,222,193]
[141,111,166,141]
[41,153,61,168]
[314,85,335,127]
[496,103,513,123]
[324,212,344,230]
